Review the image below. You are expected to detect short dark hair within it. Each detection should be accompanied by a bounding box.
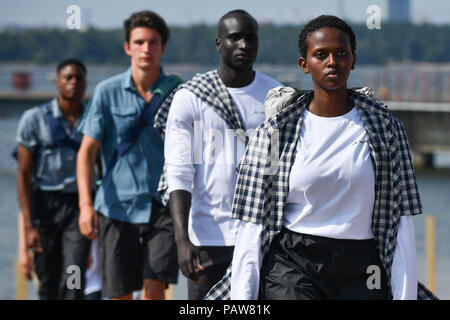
[56,58,87,74]
[218,9,258,36]
[124,10,170,45]
[298,15,356,58]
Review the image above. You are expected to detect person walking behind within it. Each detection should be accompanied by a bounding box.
[16,58,90,300]
[77,11,182,300]
[164,9,281,300]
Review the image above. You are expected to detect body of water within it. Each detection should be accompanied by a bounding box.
[1,64,449,299]
[1,118,450,300]
[1,63,450,102]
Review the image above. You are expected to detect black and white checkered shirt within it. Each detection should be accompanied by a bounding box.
[205,88,437,300]
[157,70,247,205]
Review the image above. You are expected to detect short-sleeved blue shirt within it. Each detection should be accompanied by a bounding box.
[80,67,166,223]
[16,98,83,193]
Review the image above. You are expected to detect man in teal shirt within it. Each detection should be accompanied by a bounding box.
[77,10,181,300]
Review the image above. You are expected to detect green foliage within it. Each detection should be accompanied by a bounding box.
[0,23,448,65]
[165,25,218,64]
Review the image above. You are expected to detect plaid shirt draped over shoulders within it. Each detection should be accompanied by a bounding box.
[157,70,248,206]
[153,82,183,206]
[205,88,437,300]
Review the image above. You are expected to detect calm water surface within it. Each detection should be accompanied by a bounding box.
[1,64,449,299]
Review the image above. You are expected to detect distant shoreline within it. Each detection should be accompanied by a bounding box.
[2,62,450,68]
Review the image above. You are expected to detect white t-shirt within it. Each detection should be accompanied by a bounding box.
[165,71,281,246]
[231,217,417,300]
[230,107,417,300]
[284,107,375,239]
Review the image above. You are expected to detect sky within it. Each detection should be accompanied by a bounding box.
[0,0,449,29]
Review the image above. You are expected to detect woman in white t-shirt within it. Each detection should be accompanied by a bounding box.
[208,15,437,300]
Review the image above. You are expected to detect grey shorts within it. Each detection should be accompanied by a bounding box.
[97,200,178,298]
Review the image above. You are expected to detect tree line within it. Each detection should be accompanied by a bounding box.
[0,23,448,65]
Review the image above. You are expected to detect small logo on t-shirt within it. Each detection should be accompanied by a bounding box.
[352,139,368,146]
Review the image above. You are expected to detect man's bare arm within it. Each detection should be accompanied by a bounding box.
[169,190,203,280]
[77,135,100,240]
[16,144,42,252]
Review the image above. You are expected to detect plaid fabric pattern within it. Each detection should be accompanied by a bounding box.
[154,85,182,206]
[205,88,437,300]
[157,70,248,206]
[179,70,247,133]
[154,84,182,139]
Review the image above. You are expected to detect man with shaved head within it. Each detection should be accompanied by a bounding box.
[163,10,281,299]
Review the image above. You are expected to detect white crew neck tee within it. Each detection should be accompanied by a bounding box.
[165,71,281,246]
[284,107,375,239]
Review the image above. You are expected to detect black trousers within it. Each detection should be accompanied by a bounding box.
[32,190,91,300]
[260,227,389,300]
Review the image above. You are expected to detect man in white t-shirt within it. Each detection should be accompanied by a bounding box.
[164,9,280,299]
